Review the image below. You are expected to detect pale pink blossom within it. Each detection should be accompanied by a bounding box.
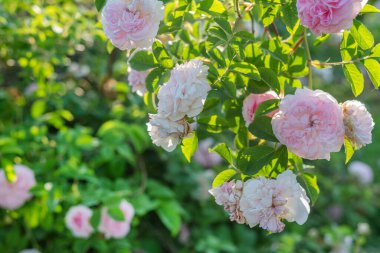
[0,165,36,210]
[348,161,373,185]
[209,180,246,224]
[19,250,41,253]
[65,205,94,238]
[157,60,210,121]
[297,0,367,35]
[242,91,279,126]
[239,170,310,233]
[272,88,344,160]
[194,138,222,168]
[127,67,148,96]
[98,200,135,239]
[101,0,164,50]
[147,114,191,152]
[342,100,374,149]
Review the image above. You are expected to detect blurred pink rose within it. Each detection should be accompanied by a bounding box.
[297,0,367,35]
[127,67,148,96]
[65,205,94,238]
[242,91,278,127]
[272,88,344,160]
[98,200,135,239]
[342,100,374,149]
[101,0,164,50]
[194,138,222,168]
[0,165,36,210]
[348,161,373,185]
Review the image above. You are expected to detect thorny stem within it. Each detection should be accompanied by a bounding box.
[303,29,313,89]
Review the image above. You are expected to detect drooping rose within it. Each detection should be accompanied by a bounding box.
[272,88,344,160]
[0,165,36,210]
[242,91,279,126]
[147,114,191,152]
[127,67,149,96]
[101,0,164,50]
[297,0,367,35]
[342,100,374,149]
[65,205,94,238]
[194,138,222,168]
[348,161,373,185]
[239,170,310,233]
[157,60,210,121]
[209,180,246,224]
[98,200,135,239]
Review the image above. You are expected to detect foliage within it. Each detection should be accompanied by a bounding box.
[0,0,380,252]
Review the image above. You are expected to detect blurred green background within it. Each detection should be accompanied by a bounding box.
[0,0,379,252]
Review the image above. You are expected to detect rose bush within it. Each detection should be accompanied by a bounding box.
[1,0,380,252]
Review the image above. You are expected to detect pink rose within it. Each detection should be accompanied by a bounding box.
[127,67,149,96]
[101,0,164,50]
[0,165,36,210]
[242,91,278,126]
[98,200,135,239]
[272,88,344,160]
[193,138,222,168]
[65,205,94,238]
[297,0,367,35]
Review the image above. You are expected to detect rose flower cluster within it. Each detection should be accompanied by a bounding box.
[98,0,375,235]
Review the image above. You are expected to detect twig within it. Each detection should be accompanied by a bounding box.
[303,29,313,89]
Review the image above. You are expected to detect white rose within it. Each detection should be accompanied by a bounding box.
[147,114,190,152]
[239,170,310,233]
[348,161,373,185]
[342,100,374,149]
[157,60,210,121]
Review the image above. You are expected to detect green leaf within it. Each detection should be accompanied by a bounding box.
[181,132,198,162]
[343,63,364,97]
[301,173,320,206]
[145,68,164,92]
[157,201,182,236]
[350,20,374,50]
[90,209,101,228]
[230,62,261,80]
[363,58,380,88]
[129,50,158,71]
[212,169,237,188]
[237,146,275,175]
[198,115,229,133]
[107,206,126,221]
[313,34,331,47]
[214,17,232,35]
[344,137,355,164]
[340,32,358,61]
[370,43,380,58]
[95,0,106,11]
[198,0,227,16]
[208,47,226,68]
[257,68,281,93]
[152,41,174,69]
[360,4,380,13]
[210,143,233,165]
[254,99,280,117]
[31,100,46,119]
[4,163,16,183]
[260,5,280,27]
[249,115,278,142]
